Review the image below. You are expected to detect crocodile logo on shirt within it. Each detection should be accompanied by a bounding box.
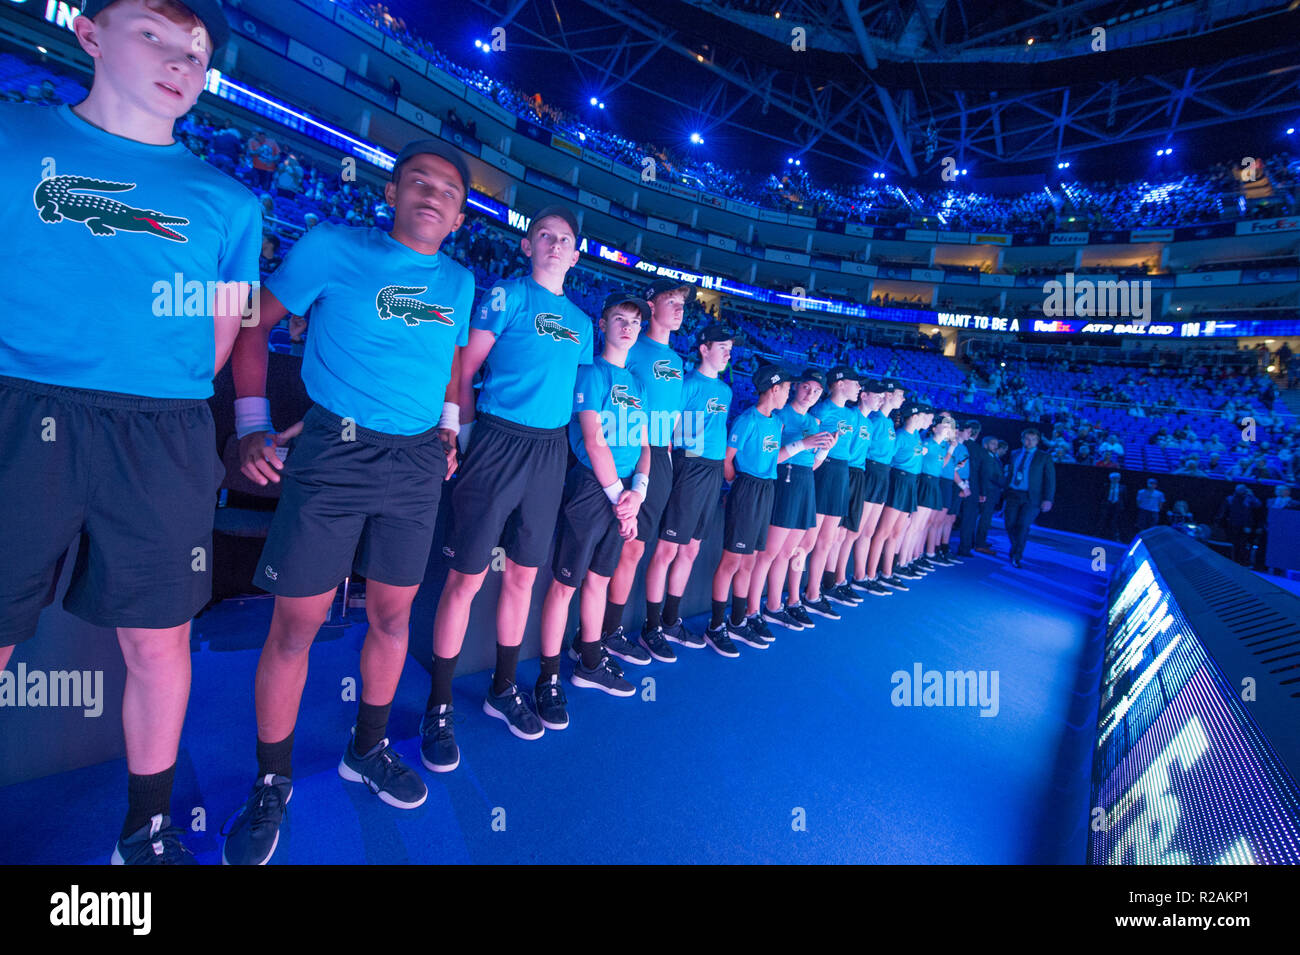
[762,435,780,453]
[706,398,727,415]
[652,359,683,381]
[837,420,853,435]
[859,426,871,439]
[611,383,642,410]
[34,174,189,241]
[375,285,455,326]
[534,312,582,343]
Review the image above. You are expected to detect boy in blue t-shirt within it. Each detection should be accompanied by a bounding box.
[535,292,652,726]
[422,204,594,765]
[639,323,735,655]
[0,0,255,865]
[221,140,476,865]
[704,365,796,657]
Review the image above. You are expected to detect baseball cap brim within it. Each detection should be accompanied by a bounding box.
[529,204,580,240]
[392,140,472,205]
[601,293,651,325]
[646,278,697,302]
[80,0,231,54]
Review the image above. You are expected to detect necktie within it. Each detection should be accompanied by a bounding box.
[1015,452,1027,487]
[1109,486,1117,503]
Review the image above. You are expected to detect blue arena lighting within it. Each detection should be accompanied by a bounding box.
[787,158,793,164]
[1288,127,1295,135]
[590,96,598,106]
[690,132,704,144]
[474,39,482,48]
[599,102,605,109]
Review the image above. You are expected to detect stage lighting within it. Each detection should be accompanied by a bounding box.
[690,132,704,144]
[590,97,598,106]
[1288,127,1295,135]
[474,40,482,48]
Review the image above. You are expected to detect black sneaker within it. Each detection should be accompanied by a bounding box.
[746,613,775,646]
[833,582,863,604]
[916,556,937,571]
[945,553,964,565]
[860,578,892,596]
[603,625,652,666]
[763,605,803,631]
[880,575,910,591]
[705,622,741,658]
[895,565,923,580]
[662,617,706,648]
[639,626,678,663]
[534,674,570,729]
[221,774,293,866]
[786,603,816,629]
[804,595,841,619]
[419,703,460,772]
[570,651,636,697]
[725,615,763,647]
[929,553,953,567]
[112,814,195,865]
[825,583,856,606]
[339,733,428,809]
[483,682,545,740]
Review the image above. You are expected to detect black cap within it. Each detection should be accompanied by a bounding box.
[901,402,926,419]
[798,367,826,387]
[645,277,697,302]
[883,379,904,392]
[600,291,650,325]
[695,323,734,346]
[392,140,472,206]
[528,204,580,240]
[753,365,793,393]
[862,380,888,393]
[828,365,858,385]
[80,0,230,54]
[963,419,981,431]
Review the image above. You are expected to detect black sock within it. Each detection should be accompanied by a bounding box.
[539,653,560,681]
[731,594,747,626]
[645,599,663,632]
[122,764,176,840]
[579,637,603,670]
[353,700,392,755]
[256,731,294,779]
[602,600,625,637]
[663,593,682,627]
[492,643,521,695]
[710,599,726,629]
[823,571,837,591]
[426,653,458,712]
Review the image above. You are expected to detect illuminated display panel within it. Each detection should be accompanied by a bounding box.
[1089,540,1300,864]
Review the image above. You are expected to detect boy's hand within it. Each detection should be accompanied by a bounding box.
[618,515,638,540]
[439,428,458,480]
[615,489,642,521]
[806,431,836,450]
[239,420,304,485]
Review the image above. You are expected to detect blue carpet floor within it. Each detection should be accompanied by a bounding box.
[0,525,1114,864]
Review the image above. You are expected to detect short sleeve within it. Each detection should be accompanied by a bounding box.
[573,363,597,414]
[728,414,750,451]
[265,224,333,316]
[454,272,473,348]
[218,188,263,286]
[471,283,513,337]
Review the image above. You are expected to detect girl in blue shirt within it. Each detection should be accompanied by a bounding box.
[865,402,930,591]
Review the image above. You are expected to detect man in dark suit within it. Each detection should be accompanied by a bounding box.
[955,420,987,556]
[1102,471,1127,541]
[1002,428,1056,568]
[973,436,1004,555]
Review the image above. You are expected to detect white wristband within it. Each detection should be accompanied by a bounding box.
[235,396,272,439]
[439,401,460,431]
[785,438,807,456]
[631,472,650,498]
[603,479,625,504]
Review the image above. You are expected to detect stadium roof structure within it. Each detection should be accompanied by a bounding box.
[444,0,1300,181]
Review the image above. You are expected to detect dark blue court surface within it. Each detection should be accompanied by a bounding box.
[0,526,1114,864]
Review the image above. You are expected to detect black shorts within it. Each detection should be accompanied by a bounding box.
[723,473,775,554]
[443,413,568,574]
[635,445,674,542]
[863,460,891,506]
[846,466,867,530]
[257,404,446,596]
[552,465,628,582]
[885,469,919,513]
[770,463,816,530]
[0,375,224,643]
[659,452,723,543]
[813,457,851,520]
[917,473,944,511]
[942,479,959,513]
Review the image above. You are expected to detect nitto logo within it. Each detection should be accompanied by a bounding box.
[1042,272,1151,324]
[49,885,151,935]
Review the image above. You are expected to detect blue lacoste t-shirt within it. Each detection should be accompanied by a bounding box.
[921,436,946,476]
[848,408,873,468]
[0,104,262,398]
[728,405,783,480]
[867,410,897,464]
[775,405,819,467]
[626,336,684,447]
[267,224,473,434]
[811,400,857,461]
[473,275,595,429]
[675,369,731,460]
[570,356,646,477]
[891,429,925,474]
[939,439,958,480]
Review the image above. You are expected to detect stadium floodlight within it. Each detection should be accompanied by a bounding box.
[599,102,605,109]
[690,132,704,144]
[474,39,482,49]
[1288,127,1295,135]
[590,97,598,106]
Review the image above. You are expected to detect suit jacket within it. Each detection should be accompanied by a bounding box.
[961,438,988,496]
[1006,447,1056,509]
[984,449,1006,493]
[1103,483,1127,507]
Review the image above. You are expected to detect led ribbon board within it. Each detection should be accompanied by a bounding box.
[1089,530,1300,864]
